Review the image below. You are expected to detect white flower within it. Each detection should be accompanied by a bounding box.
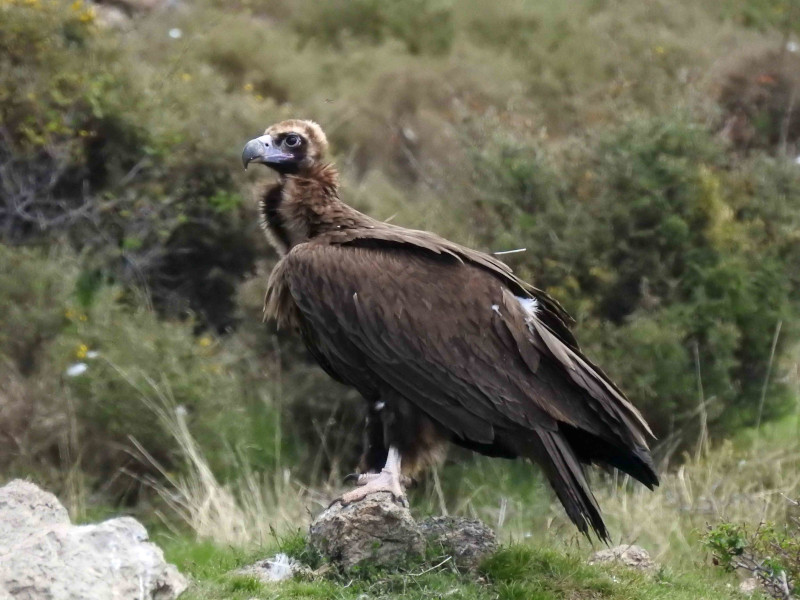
[787,41,799,53]
[66,363,88,377]
[169,28,182,39]
[86,350,100,359]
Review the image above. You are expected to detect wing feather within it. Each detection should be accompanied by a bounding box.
[278,241,653,456]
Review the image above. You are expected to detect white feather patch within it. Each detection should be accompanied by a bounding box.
[516,296,539,318]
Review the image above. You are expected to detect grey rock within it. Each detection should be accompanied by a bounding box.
[419,516,498,570]
[309,492,424,570]
[588,544,656,572]
[0,479,187,600]
[0,480,70,549]
[309,493,499,572]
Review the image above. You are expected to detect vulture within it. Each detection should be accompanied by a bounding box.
[242,119,658,541]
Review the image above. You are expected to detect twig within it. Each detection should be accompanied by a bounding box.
[756,320,783,443]
[779,85,796,157]
[409,556,452,577]
[692,341,708,460]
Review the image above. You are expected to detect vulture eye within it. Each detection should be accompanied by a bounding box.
[284,134,301,148]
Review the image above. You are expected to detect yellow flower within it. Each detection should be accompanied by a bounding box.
[181,73,192,82]
[65,309,75,319]
[79,314,88,321]
[79,6,95,22]
[76,344,88,359]
[198,336,212,348]
[654,46,666,55]
[70,0,82,10]
[243,83,254,92]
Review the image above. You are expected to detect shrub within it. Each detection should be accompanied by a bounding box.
[718,49,800,154]
[0,245,285,501]
[468,114,800,445]
[706,513,800,599]
[0,0,263,330]
[291,0,454,56]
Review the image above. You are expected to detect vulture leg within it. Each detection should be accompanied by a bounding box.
[356,403,389,475]
[340,394,445,505]
[340,447,408,506]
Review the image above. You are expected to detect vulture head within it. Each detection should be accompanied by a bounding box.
[241,119,328,176]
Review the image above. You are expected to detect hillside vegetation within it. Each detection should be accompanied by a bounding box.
[2,0,800,597]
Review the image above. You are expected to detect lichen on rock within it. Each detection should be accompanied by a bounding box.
[308,492,498,573]
[309,492,425,571]
[419,516,498,570]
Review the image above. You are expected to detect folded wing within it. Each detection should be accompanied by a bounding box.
[271,233,658,539]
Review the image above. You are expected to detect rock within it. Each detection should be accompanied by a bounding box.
[588,544,656,572]
[418,516,498,570]
[308,492,424,571]
[0,479,187,600]
[234,553,310,583]
[0,479,70,547]
[308,493,500,572]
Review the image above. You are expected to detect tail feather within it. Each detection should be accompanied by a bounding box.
[561,424,659,490]
[522,430,610,543]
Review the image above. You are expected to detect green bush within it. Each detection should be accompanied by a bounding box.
[0,245,285,498]
[468,115,800,445]
[291,0,454,55]
[0,0,263,330]
[706,515,799,599]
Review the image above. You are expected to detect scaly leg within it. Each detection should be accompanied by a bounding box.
[339,447,408,506]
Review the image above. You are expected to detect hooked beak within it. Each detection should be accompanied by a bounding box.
[241,134,294,170]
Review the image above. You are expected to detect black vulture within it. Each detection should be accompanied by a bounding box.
[242,119,658,541]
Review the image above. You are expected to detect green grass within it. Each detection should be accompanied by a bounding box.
[162,536,753,600]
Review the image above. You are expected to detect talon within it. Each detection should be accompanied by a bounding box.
[343,472,360,485]
[334,448,408,506]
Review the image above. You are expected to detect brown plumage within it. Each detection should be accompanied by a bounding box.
[242,119,658,541]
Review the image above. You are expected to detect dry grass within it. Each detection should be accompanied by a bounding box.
[597,433,800,563]
[144,363,800,568]
[112,367,314,546]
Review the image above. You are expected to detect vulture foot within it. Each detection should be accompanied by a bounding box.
[338,469,408,507]
[343,472,415,487]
